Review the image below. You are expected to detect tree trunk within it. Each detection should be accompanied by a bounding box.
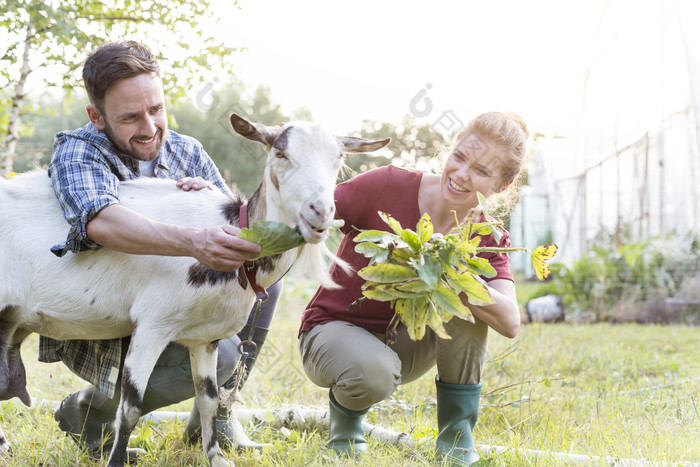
[1,22,33,177]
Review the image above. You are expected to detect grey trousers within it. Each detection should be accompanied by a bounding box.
[299,315,488,411]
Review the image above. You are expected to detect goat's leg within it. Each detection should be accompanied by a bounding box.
[0,314,31,407]
[106,333,171,467]
[0,427,8,456]
[0,317,31,457]
[190,342,233,467]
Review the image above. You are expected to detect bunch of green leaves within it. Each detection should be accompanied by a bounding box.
[238,219,344,260]
[352,195,556,341]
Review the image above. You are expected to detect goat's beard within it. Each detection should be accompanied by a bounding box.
[103,121,165,162]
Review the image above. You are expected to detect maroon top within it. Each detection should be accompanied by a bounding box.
[299,165,514,336]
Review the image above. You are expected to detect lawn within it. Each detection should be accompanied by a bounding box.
[1,273,699,466]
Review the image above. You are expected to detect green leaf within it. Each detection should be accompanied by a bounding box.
[467,257,497,278]
[373,283,429,299]
[444,267,494,306]
[401,228,422,252]
[395,298,416,337]
[238,221,305,259]
[416,213,434,243]
[395,297,430,341]
[477,192,488,212]
[358,263,419,283]
[379,211,404,236]
[432,286,474,322]
[361,286,398,302]
[354,229,395,243]
[410,253,441,289]
[470,222,494,236]
[395,279,430,294]
[426,303,452,339]
[355,242,380,258]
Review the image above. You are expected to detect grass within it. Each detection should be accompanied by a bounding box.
[2,273,700,466]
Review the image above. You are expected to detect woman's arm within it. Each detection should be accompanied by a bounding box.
[462,279,520,338]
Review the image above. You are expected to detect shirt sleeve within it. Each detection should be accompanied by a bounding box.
[49,136,121,256]
[163,132,233,197]
[199,147,232,195]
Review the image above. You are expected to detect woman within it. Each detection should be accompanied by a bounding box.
[298,111,531,465]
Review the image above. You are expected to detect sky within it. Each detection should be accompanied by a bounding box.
[201,0,611,137]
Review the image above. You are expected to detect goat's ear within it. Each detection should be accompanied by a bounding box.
[230,113,281,147]
[338,136,391,154]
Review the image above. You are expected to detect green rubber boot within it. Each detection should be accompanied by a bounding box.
[327,390,369,455]
[435,376,482,466]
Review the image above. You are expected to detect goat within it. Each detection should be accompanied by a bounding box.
[0,113,389,466]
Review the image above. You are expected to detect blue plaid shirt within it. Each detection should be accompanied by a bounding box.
[40,122,233,397]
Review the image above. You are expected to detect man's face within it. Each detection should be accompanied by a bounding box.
[88,73,167,161]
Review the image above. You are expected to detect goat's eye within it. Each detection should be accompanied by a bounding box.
[275,150,287,159]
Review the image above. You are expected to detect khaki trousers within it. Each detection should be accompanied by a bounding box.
[299,316,488,411]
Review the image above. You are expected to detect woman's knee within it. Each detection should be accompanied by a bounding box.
[300,322,401,409]
[334,354,400,410]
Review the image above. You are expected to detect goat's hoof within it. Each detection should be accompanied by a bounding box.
[210,453,235,467]
[103,447,146,466]
[0,441,12,456]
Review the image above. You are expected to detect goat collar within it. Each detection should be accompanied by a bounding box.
[239,203,266,295]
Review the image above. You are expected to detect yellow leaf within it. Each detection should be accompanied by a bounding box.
[378,211,404,236]
[531,243,558,280]
[533,243,558,260]
[416,213,434,243]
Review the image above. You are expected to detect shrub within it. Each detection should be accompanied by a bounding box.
[534,231,700,322]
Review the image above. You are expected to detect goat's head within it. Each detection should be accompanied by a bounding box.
[229,114,390,244]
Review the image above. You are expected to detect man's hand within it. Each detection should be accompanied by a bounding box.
[191,224,262,271]
[176,176,214,192]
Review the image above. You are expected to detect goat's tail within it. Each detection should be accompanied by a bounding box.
[293,243,352,290]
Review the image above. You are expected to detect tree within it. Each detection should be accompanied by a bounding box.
[9,76,310,193]
[343,114,449,181]
[172,79,312,195]
[0,0,238,176]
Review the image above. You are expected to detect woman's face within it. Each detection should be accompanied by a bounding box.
[440,132,507,211]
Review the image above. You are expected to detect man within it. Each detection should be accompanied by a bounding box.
[41,40,279,460]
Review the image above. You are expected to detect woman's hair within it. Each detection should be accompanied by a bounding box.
[82,41,160,112]
[454,111,533,217]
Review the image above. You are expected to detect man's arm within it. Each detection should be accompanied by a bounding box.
[86,204,261,271]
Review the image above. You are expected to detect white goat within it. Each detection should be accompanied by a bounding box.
[0,114,389,467]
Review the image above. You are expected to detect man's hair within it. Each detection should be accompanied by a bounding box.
[83,41,160,112]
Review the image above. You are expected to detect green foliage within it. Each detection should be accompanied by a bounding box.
[9,78,304,189]
[11,93,89,171]
[238,219,345,260]
[352,202,555,341]
[536,231,700,321]
[341,114,449,181]
[238,221,306,260]
[168,80,311,195]
[1,0,239,172]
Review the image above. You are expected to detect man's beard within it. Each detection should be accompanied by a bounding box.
[103,122,164,161]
